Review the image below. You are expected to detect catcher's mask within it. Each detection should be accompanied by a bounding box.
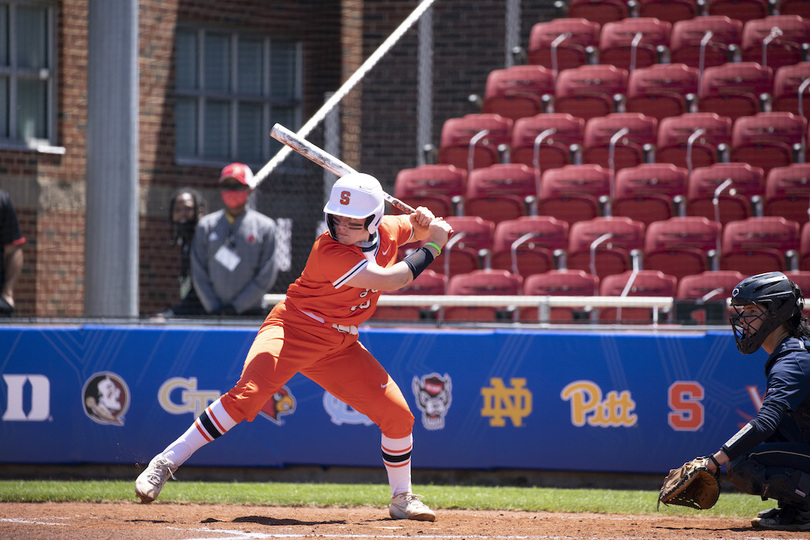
[729,272,804,354]
[324,173,385,239]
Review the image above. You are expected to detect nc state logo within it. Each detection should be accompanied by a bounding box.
[412,373,452,430]
[259,386,296,425]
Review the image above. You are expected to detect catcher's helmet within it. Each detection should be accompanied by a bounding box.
[323,173,385,237]
[729,272,804,354]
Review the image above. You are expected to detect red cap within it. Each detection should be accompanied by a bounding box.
[219,163,254,187]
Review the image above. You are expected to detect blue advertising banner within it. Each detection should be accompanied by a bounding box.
[0,325,767,474]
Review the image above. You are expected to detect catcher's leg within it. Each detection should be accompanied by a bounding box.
[727,442,810,511]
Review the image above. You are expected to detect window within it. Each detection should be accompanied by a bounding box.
[175,28,302,166]
[0,0,56,149]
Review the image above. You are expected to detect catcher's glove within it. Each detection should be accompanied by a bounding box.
[657,456,720,510]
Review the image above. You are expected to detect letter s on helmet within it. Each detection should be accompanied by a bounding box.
[729,271,804,354]
[323,173,385,237]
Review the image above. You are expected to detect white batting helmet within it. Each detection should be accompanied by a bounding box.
[323,173,385,236]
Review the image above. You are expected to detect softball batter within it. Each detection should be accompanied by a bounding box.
[136,172,452,521]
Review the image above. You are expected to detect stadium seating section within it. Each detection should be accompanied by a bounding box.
[387,5,810,324]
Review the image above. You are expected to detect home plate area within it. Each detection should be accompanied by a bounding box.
[1,503,809,540]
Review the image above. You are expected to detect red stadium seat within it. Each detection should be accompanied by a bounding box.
[536,164,611,225]
[720,216,800,274]
[567,0,631,25]
[510,113,585,175]
[764,163,810,225]
[598,17,673,71]
[491,216,569,278]
[527,18,601,72]
[698,62,773,121]
[437,114,513,173]
[670,16,743,70]
[519,269,600,322]
[372,270,447,322]
[598,270,677,324]
[741,15,810,70]
[636,0,700,24]
[553,64,629,121]
[643,216,722,281]
[394,164,466,218]
[780,0,810,18]
[567,216,646,279]
[435,216,495,277]
[611,163,689,225]
[730,112,807,175]
[625,63,700,121]
[675,269,745,324]
[656,113,732,173]
[582,113,658,177]
[772,62,810,121]
[705,0,771,23]
[800,220,810,270]
[444,269,523,322]
[464,163,538,224]
[482,65,556,121]
[686,162,765,225]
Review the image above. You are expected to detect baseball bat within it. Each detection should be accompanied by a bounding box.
[270,123,416,214]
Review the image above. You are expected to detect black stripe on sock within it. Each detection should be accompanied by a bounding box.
[382,449,411,463]
[199,410,222,439]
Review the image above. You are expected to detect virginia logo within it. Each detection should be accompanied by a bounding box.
[259,386,297,425]
[82,372,130,426]
[412,373,452,430]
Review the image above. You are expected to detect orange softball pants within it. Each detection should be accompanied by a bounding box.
[219,300,415,439]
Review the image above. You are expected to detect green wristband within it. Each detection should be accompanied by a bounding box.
[424,242,441,255]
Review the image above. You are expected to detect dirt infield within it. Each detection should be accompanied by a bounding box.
[2,502,809,540]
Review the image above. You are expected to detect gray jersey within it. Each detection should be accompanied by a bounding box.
[191,208,278,314]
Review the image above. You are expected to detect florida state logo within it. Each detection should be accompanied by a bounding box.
[259,386,297,425]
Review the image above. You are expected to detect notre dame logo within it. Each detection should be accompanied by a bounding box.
[481,377,532,427]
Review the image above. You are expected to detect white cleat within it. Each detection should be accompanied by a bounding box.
[135,454,177,503]
[389,492,436,521]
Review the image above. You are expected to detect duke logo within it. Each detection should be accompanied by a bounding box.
[481,377,532,427]
[412,373,452,430]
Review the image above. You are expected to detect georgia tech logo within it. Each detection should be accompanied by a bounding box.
[158,377,220,417]
[82,372,130,426]
[2,374,51,422]
[412,373,452,430]
[259,386,296,425]
[323,391,373,426]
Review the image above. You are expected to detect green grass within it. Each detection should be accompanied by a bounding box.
[0,480,775,518]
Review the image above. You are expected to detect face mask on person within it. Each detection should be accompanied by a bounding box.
[221,189,250,210]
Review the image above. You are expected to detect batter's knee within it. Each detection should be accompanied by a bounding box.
[377,406,415,439]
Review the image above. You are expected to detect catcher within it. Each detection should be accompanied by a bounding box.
[659,272,810,532]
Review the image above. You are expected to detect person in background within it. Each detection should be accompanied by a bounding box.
[157,187,207,318]
[691,272,810,531]
[191,163,278,316]
[0,190,25,317]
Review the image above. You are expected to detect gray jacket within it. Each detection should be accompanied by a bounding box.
[191,208,278,314]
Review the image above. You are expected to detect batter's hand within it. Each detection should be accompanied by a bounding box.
[427,217,453,249]
[410,206,436,229]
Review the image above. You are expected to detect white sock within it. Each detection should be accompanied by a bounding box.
[381,433,413,496]
[162,398,238,467]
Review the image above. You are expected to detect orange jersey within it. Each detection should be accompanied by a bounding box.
[285,215,413,326]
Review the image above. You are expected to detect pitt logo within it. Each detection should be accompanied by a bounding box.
[2,374,50,422]
[561,380,637,428]
[481,377,532,427]
[158,377,220,417]
[259,386,296,425]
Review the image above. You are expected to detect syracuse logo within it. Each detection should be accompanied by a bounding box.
[412,373,452,430]
[259,386,297,425]
[82,372,130,426]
